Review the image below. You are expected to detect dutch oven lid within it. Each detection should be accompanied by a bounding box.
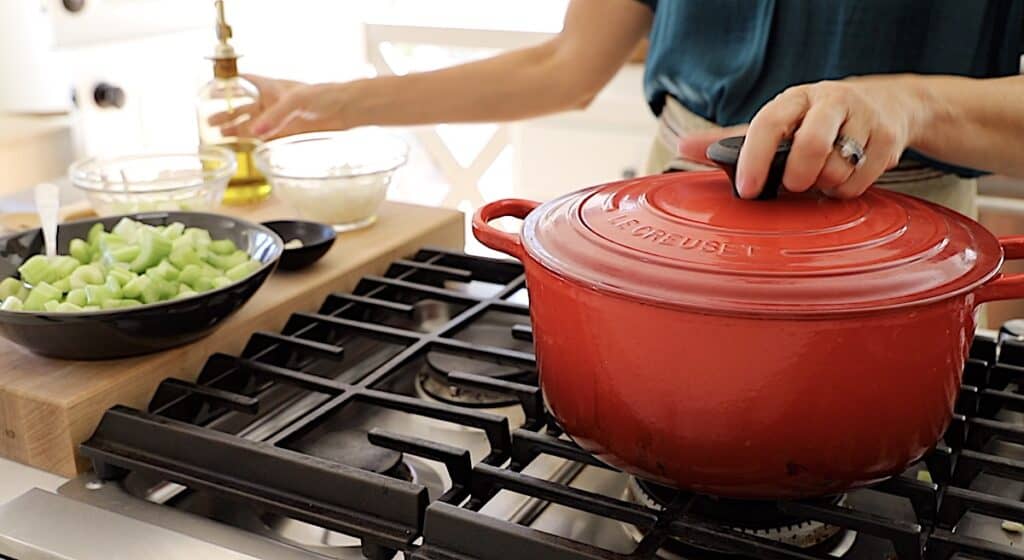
[520,137,1003,315]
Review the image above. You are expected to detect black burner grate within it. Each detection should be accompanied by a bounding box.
[79,249,1024,560]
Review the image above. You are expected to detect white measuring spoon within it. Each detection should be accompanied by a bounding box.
[34,183,60,259]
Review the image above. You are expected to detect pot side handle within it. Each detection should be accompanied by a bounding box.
[472,199,541,260]
[976,236,1024,303]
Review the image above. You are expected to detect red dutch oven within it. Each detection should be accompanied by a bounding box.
[472,138,1024,500]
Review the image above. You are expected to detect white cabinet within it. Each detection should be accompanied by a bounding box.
[512,65,656,200]
[364,14,657,213]
[512,122,652,200]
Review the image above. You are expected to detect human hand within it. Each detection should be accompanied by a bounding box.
[246,80,354,140]
[208,74,353,140]
[678,76,927,199]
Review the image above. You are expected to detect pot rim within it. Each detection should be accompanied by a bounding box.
[521,236,999,319]
[518,184,1005,318]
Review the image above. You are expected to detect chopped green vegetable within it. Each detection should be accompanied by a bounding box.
[145,260,180,282]
[208,239,237,255]
[69,239,92,264]
[178,264,203,288]
[70,264,105,289]
[0,277,23,299]
[141,277,175,304]
[86,223,105,246]
[17,256,49,285]
[104,276,122,297]
[1,218,263,313]
[101,298,136,310]
[112,217,141,242]
[129,228,172,273]
[85,284,118,306]
[24,282,62,311]
[18,255,79,286]
[65,288,87,307]
[107,267,136,287]
[206,249,248,271]
[163,222,186,240]
[184,228,212,248]
[121,275,151,299]
[226,260,261,281]
[108,245,141,263]
[168,246,202,269]
[52,277,71,293]
[55,302,83,313]
[171,236,191,253]
[193,276,215,292]
[97,233,127,253]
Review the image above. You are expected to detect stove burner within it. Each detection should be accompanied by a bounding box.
[293,428,405,475]
[625,478,851,556]
[416,369,520,408]
[412,300,451,333]
[421,323,528,407]
[259,456,442,559]
[426,346,524,380]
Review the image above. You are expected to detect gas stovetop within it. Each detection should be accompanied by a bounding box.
[5,248,1024,560]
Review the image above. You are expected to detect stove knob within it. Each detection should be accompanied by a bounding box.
[998,320,1024,365]
[62,0,86,13]
[93,83,125,109]
[999,319,1024,342]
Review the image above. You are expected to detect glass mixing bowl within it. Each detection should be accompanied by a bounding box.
[253,129,409,232]
[69,147,236,216]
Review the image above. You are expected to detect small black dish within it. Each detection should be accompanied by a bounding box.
[261,220,336,271]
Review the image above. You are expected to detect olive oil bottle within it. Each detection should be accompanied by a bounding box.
[196,0,271,205]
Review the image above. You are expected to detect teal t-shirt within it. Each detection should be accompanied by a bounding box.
[635,0,1024,176]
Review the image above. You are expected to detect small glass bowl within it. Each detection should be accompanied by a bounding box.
[253,129,409,232]
[69,147,236,216]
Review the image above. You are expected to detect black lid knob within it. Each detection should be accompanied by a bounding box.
[93,83,125,109]
[706,136,791,200]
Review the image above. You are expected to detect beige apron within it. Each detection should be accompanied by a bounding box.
[646,96,986,325]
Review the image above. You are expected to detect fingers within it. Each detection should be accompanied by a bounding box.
[814,150,856,190]
[782,102,847,192]
[813,116,870,189]
[736,89,810,198]
[207,104,258,127]
[239,74,272,90]
[250,92,304,139]
[677,124,748,165]
[825,129,899,199]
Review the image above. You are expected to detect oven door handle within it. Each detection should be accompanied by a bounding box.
[978,195,1024,218]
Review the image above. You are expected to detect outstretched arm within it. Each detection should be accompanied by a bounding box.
[219,0,653,139]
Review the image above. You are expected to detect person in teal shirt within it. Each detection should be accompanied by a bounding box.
[214,0,1024,209]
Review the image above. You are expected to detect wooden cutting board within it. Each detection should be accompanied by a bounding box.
[0,196,465,477]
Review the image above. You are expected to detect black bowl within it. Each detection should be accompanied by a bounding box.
[0,212,283,360]
[261,220,336,271]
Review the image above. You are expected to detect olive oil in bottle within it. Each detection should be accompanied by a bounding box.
[195,0,271,205]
